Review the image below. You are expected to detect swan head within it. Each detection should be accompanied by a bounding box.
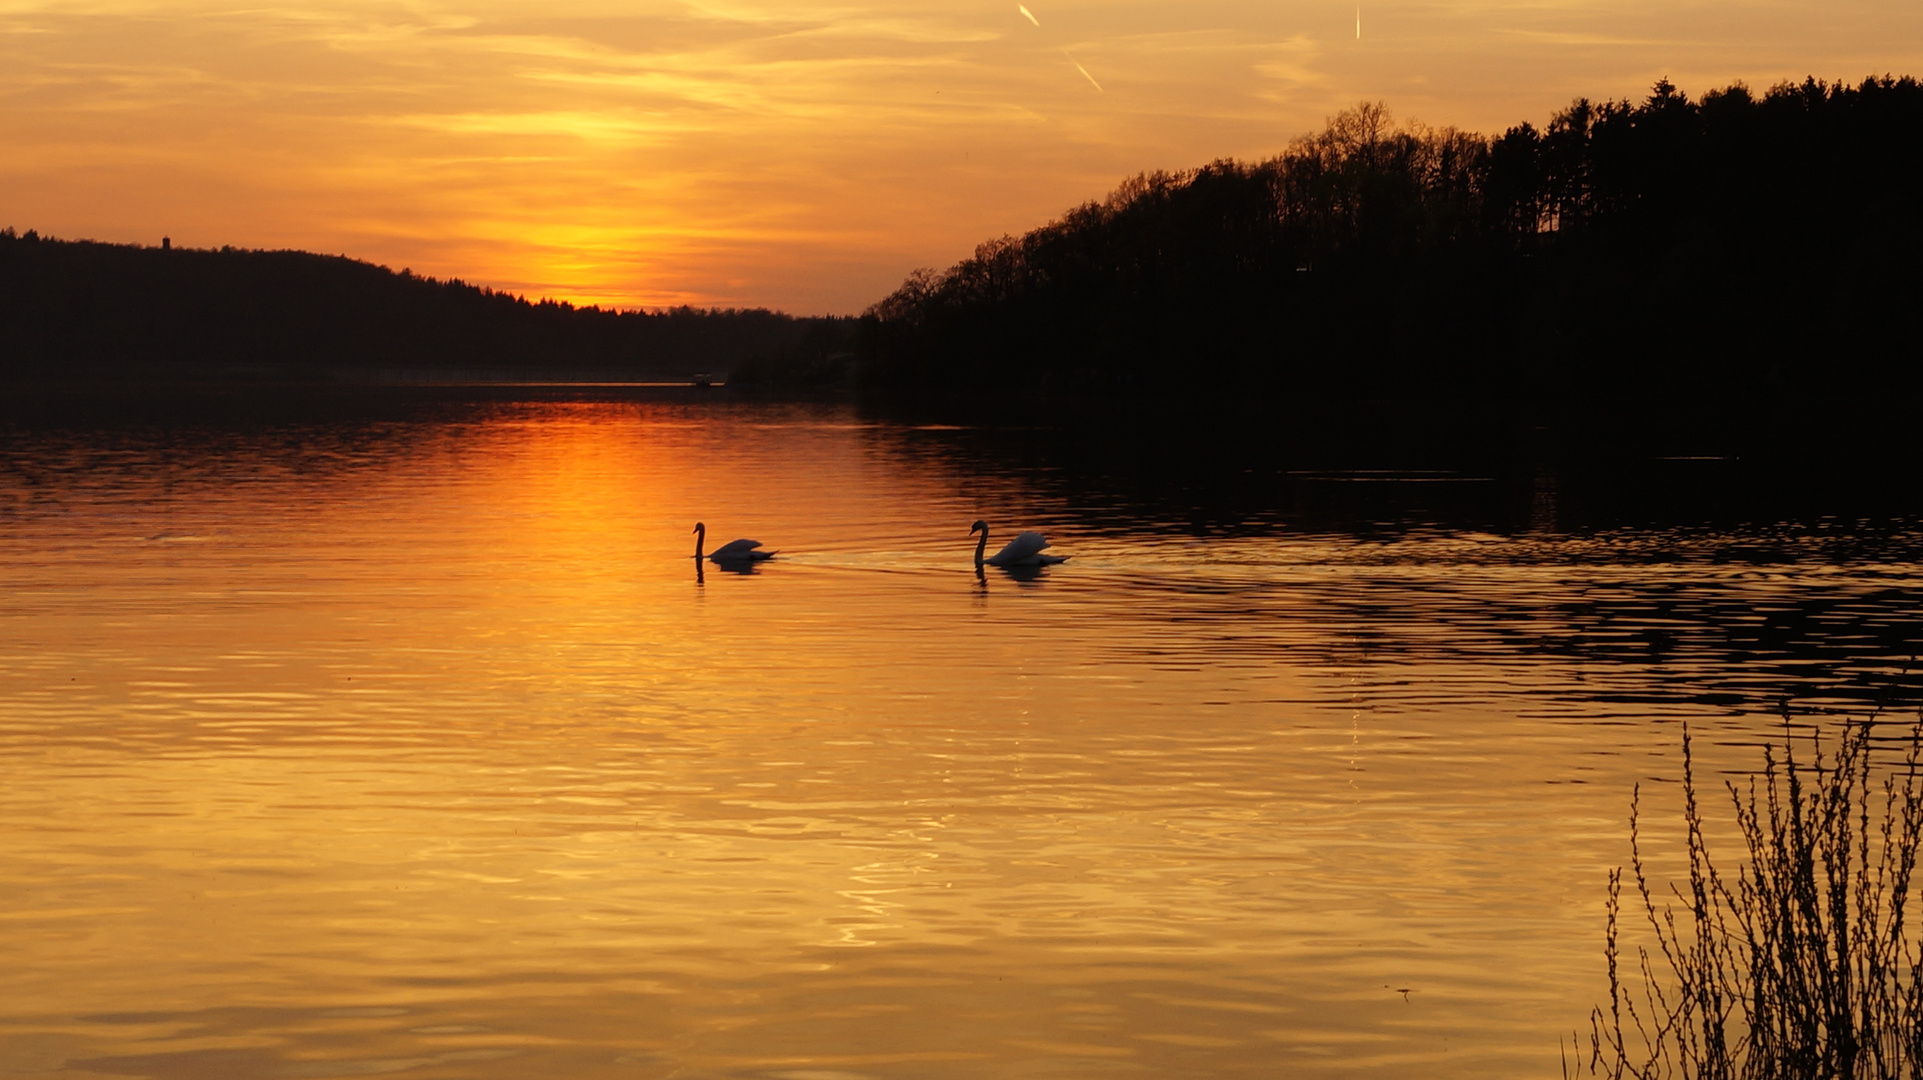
[969,519,987,535]
[693,522,705,535]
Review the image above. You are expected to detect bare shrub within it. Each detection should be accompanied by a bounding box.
[1574,715,1923,1079]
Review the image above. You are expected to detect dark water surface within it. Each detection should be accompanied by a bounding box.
[3,392,1921,1079]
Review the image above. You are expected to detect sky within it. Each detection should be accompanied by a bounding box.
[2,1,1918,313]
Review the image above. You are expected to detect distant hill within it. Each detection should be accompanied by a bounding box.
[855,76,1923,455]
[0,232,838,382]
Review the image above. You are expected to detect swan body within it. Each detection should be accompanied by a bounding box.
[693,522,775,563]
[971,519,1069,568]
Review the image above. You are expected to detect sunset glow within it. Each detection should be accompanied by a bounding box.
[3,0,1918,312]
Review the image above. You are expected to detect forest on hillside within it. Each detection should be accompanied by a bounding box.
[856,77,1923,451]
[0,233,828,381]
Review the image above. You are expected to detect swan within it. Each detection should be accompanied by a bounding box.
[971,519,1068,569]
[693,522,775,563]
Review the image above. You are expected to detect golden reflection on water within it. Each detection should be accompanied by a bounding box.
[1,398,1917,1078]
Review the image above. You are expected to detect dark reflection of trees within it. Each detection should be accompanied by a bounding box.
[0,385,678,503]
[872,416,1923,537]
[1102,563,1923,713]
[1332,578,1923,712]
[871,420,1923,712]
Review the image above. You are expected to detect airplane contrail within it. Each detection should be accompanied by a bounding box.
[1356,7,1361,39]
[1018,4,1039,26]
[1071,58,1104,91]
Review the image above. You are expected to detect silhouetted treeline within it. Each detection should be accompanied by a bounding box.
[859,77,1923,455]
[0,232,825,381]
[727,317,862,389]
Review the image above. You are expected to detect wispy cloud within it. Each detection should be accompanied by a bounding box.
[1494,28,1669,47]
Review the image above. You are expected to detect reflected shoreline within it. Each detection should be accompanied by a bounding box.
[3,382,1917,532]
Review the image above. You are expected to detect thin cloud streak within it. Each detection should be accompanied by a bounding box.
[1071,56,1104,91]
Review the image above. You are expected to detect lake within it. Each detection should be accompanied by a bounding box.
[3,390,1921,1079]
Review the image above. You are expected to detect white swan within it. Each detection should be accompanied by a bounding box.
[971,519,1069,568]
[693,522,775,563]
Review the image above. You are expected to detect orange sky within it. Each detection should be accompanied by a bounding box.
[2,1,1918,313]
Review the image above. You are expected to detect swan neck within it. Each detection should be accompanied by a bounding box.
[974,530,987,568]
[693,524,704,559]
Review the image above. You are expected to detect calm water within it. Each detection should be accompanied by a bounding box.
[4,394,1922,1079]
